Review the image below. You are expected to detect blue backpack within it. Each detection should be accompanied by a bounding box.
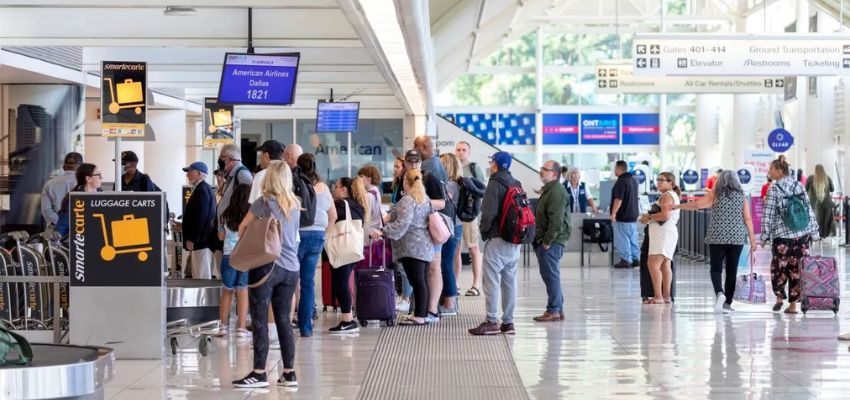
[776,183,810,232]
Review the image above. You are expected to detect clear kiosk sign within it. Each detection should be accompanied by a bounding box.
[632,34,850,76]
[768,128,794,153]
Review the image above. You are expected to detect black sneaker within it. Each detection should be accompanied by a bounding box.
[468,321,501,335]
[233,371,269,388]
[500,323,516,335]
[613,260,631,269]
[631,259,640,267]
[329,321,360,334]
[278,371,298,387]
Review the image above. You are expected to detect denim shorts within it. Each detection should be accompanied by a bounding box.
[220,255,249,290]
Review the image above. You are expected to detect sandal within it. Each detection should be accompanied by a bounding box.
[784,308,798,314]
[772,302,783,312]
[465,287,481,297]
[399,317,426,326]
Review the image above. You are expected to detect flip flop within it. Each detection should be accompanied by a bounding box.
[465,287,481,297]
[398,318,427,326]
[783,308,798,314]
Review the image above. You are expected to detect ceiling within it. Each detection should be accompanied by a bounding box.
[0,0,408,118]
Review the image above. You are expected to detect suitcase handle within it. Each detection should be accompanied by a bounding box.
[122,215,135,221]
[124,79,134,84]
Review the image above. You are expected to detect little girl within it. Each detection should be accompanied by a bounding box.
[218,184,251,337]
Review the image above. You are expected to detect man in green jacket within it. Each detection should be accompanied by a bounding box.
[533,160,571,322]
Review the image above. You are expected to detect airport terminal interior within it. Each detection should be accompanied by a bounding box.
[4,0,850,399]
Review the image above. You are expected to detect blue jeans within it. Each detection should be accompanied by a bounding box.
[297,230,325,335]
[440,224,463,298]
[220,255,248,290]
[398,265,414,298]
[614,221,640,263]
[535,244,565,314]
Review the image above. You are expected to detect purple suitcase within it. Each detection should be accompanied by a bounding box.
[355,240,396,327]
[800,255,840,315]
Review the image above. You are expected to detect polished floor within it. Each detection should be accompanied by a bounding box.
[105,244,850,399]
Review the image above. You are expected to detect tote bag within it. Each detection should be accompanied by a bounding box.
[733,246,767,304]
[325,199,365,268]
[428,203,453,245]
[230,198,281,272]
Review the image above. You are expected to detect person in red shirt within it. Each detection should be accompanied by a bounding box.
[760,177,772,200]
[706,168,722,191]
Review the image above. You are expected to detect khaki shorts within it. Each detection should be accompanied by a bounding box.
[462,218,482,248]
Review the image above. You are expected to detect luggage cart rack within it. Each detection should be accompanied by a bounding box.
[166,318,220,357]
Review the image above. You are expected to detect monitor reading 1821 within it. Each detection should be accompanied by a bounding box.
[217,53,300,106]
[316,102,360,133]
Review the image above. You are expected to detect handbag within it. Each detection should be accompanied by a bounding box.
[230,197,281,273]
[428,203,453,245]
[325,199,365,268]
[648,203,666,226]
[733,246,766,304]
[0,327,33,366]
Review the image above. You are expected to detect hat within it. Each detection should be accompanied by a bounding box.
[490,151,512,170]
[63,152,83,166]
[119,150,139,163]
[258,140,284,159]
[182,161,209,175]
[404,149,422,163]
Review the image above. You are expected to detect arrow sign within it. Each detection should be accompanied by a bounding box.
[636,59,647,68]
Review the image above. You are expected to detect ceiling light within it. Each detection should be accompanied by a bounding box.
[163,6,197,16]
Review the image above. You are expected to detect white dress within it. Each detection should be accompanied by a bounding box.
[648,191,680,260]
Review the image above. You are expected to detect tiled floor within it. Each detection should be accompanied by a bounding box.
[104,245,850,399]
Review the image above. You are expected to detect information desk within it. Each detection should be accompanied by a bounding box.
[0,344,114,399]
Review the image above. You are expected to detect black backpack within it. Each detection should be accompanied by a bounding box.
[457,177,486,222]
[292,170,317,228]
[582,218,613,251]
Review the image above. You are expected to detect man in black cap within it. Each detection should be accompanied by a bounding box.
[118,150,161,192]
[249,140,284,203]
[41,152,83,228]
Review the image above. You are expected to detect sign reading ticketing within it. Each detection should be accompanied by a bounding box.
[596,62,785,94]
[542,114,579,145]
[633,34,850,76]
[621,114,660,145]
[580,114,619,145]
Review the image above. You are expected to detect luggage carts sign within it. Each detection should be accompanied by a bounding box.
[69,192,164,287]
[101,61,147,137]
[203,98,235,148]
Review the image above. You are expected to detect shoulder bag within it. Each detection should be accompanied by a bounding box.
[325,199,365,268]
[428,202,453,245]
[230,197,281,273]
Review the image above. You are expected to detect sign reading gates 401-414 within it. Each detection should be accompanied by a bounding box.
[69,192,164,287]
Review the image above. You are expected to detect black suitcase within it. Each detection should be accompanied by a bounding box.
[355,268,396,327]
[639,226,676,302]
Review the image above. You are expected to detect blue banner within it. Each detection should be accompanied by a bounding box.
[621,113,660,145]
[453,113,498,145]
[542,114,579,145]
[580,114,620,145]
[498,113,536,145]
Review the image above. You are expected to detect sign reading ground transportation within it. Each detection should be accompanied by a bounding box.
[217,53,300,105]
[69,192,164,287]
[101,61,147,137]
[316,102,360,133]
[621,114,660,145]
[203,98,234,147]
[633,34,850,76]
[542,114,579,145]
[595,62,784,94]
[580,114,619,145]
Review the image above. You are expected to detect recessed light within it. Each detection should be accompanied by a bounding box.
[163,6,197,16]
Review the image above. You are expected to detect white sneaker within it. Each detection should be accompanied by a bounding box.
[236,328,252,338]
[714,293,726,313]
[395,299,410,312]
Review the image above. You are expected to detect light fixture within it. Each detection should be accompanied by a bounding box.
[357,0,426,115]
[163,6,197,16]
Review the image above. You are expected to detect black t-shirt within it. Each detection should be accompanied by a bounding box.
[335,198,365,221]
[399,171,444,201]
[611,172,639,222]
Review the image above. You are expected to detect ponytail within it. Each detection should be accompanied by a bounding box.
[770,158,791,177]
[340,176,371,226]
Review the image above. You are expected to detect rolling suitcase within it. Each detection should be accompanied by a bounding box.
[321,251,356,313]
[639,226,676,302]
[354,240,395,327]
[800,253,840,315]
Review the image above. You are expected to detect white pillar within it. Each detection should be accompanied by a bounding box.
[695,95,719,171]
[731,94,759,167]
[795,0,809,171]
[534,27,543,169]
[145,109,187,213]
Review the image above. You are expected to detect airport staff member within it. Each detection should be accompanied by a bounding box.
[41,152,82,228]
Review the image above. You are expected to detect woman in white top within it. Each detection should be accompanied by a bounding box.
[639,171,681,304]
[357,165,386,245]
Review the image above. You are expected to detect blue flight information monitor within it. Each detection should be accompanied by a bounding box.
[217,53,300,105]
[316,102,360,133]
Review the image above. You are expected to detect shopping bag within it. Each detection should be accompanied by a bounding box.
[325,200,365,268]
[734,247,766,304]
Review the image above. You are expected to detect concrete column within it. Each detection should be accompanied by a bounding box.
[795,0,809,171]
[695,94,720,171]
[731,94,759,167]
[144,109,187,213]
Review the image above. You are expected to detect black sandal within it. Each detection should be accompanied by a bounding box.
[772,302,783,312]
[399,317,426,325]
[465,287,481,297]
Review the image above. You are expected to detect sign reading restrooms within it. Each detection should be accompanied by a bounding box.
[69,192,164,287]
[101,61,147,137]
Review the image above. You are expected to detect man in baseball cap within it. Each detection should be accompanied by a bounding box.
[117,150,161,192]
[490,151,512,170]
[182,161,216,280]
[249,140,284,203]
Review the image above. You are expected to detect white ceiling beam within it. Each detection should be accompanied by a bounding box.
[0,0,338,7]
[431,0,478,35]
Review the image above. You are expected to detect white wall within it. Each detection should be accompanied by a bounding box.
[145,109,187,212]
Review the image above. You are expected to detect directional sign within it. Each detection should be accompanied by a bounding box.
[633,34,850,76]
[595,62,785,94]
[768,128,794,153]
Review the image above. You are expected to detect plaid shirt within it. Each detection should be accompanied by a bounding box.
[760,176,820,242]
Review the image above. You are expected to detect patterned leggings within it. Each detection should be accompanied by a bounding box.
[770,236,810,303]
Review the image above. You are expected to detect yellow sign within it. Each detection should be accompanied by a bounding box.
[101,61,147,137]
[93,213,152,262]
[203,98,235,148]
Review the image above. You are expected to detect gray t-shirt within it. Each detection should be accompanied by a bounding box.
[250,196,300,272]
[302,186,333,232]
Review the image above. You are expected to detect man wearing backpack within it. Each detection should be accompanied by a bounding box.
[532,160,570,322]
[455,141,486,297]
[469,151,525,336]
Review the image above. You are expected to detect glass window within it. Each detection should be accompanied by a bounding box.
[478,33,536,67]
[543,33,629,66]
[439,74,536,107]
[667,113,696,146]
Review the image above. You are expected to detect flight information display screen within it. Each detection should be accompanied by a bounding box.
[316,102,360,133]
[217,53,300,105]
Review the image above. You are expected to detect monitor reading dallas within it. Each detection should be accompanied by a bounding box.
[218,53,300,105]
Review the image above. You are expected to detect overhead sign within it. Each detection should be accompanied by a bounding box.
[70,192,164,287]
[768,128,794,153]
[101,61,147,137]
[542,114,579,145]
[316,102,360,133]
[580,114,619,145]
[203,98,234,148]
[621,113,660,145]
[682,169,700,185]
[633,34,850,76]
[217,53,300,105]
[596,62,785,94]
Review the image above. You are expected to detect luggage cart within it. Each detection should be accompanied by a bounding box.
[103,77,144,115]
[93,214,153,262]
[166,319,220,357]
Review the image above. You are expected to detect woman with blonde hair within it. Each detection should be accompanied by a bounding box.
[380,169,434,325]
[806,164,835,238]
[439,153,463,314]
[327,176,370,334]
[233,161,301,388]
[639,172,681,304]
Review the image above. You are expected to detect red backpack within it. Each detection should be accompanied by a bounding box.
[498,185,536,244]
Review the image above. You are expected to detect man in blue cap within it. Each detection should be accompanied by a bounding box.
[469,151,523,336]
[182,161,216,279]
